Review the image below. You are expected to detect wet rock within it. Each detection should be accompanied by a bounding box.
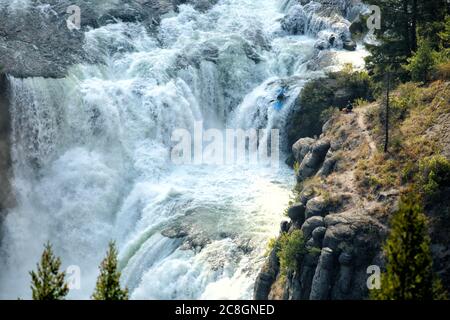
[281,5,307,35]
[343,40,357,51]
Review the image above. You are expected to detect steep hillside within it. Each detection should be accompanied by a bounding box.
[255,80,450,300]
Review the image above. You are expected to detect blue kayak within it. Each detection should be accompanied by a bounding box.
[273,100,283,111]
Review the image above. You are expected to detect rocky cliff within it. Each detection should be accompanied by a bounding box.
[0,74,14,222]
[255,102,388,300]
[255,80,450,300]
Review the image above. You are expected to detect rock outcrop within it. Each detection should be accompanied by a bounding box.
[254,104,389,300]
[0,75,14,222]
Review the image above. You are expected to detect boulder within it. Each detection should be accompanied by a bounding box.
[280,220,290,233]
[292,138,315,164]
[281,5,307,35]
[301,216,325,240]
[297,140,331,181]
[287,203,306,224]
[312,226,327,244]
[318,155,337,176]
[299,187,316,205]
[322,224,355,251]
[343,40,357,51]
[333,252,354,296]
[305,196,330,219]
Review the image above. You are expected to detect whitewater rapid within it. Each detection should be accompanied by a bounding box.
[0,0,367,299]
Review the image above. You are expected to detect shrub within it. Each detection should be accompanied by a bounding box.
[277,230,306,273]
[293,161,300,176]
[435,61,450,80]
[265,237,280,257]
[354,98,369,108]
[418,155,450,200]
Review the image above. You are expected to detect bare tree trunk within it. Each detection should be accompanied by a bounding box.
[411,0,418,51]
[384,72,390,153]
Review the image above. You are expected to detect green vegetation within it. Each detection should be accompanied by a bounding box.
[92,242,129,300]
[371,195,447,300]
[287,65,374,147]
[418,155,450,201]
[405,39,436,83]
[265,237,278,257]
[30,243,69,300]
[366,0,449,84]
[277,230,306,273]
[30,241,128,300]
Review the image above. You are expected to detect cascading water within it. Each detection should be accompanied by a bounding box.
[0,0,367,299]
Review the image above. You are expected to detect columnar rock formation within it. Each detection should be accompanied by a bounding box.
[255,105,388,300]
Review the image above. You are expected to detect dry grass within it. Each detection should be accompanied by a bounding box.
[354,81,450,194]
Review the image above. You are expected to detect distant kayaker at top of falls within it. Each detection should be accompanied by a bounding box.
[271,85,288,111]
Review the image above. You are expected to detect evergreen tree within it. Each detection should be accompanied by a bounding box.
[365,0,449,83]
[405,39,436,82]
[92,241,128,300]
[30,242,69,300]
[366,0,417,83]
[372,195,447,300]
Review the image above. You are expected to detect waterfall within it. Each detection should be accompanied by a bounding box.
[0,0,367,299]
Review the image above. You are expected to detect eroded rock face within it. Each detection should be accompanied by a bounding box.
[296,140,331,181]
[0,0,217,78]
[292,137,315,164]
[255,113,387,300]
[287,203,306,225]
[254,247,280,300]
[0,75,14,221]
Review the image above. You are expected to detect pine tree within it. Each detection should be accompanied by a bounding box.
[372,195,447,300]
[405,39,436,82]
[365,0,449,83]
[30,242,69,300]
[92,241,128,300]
